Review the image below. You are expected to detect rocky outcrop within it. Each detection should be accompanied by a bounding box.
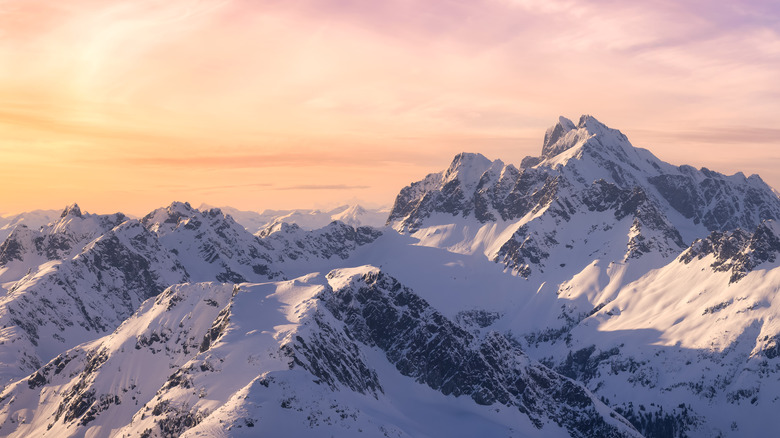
[680,220,780,283]
[321,270,641,437]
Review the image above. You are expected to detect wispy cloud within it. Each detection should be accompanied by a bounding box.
[166,183,274,192]
[124,152,421,169]
[671,127,780,145]
[276,184,371,191]
[633,126,780,146]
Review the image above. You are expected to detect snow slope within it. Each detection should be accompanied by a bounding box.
[382,115,780,437]
[0,270,640,438]
[0,219,188,384]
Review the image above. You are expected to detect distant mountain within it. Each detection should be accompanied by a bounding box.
[2,116,780,437]
[0,209,59,242]
[199,203,390,235]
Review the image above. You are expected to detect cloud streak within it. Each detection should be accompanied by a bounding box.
[667,127,780,145]
[276,184,371,191]
[127,154,380,168]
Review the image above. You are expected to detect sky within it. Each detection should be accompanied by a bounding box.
[1,0,780,216]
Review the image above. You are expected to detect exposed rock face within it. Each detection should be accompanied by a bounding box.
[261,221,382,261]
[0,282,237,437]
[386,152,506,230]
[389,116,780,235]
[141,202,281,283]
[540,116,578,159]
[0,203,384,385]
[648,169,779,231]
[321,270,640,438]
[0,205,127,274]
[2,270,639,438]
[680,220,780,283]
[0,220,189,382]
[142,202,382,283]
[388,115,780,277]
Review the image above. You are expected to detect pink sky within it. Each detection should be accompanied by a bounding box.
[2,0,779,216]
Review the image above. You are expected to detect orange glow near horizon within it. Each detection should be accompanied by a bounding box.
[2,0,780,216]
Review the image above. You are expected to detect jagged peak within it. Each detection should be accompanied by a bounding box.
[143,202,196,221]
[344,204,367,215]
[60,203,83,218]
[541,116,576,159]
[576,114,607,131]
[141,201,201,234]
[445,152,493,175]
[535,115,632,162]
[324,219,353,230]
[166,201,196,214]
[744,172,774,191]
[576,115,633,148]
[443,152,503,192]
[205,207,226,218]
[538,117,582,161]
[257,220,301,238]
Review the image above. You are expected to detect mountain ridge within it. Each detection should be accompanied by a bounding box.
[388,115,780,278]
[2,115,780,437]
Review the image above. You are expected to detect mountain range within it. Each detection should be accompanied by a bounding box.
[198,203,390,236]
[1,115,779,437]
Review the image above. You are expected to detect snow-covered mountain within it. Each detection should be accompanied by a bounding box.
[384,115,780,437]
[0,205,129,285]
[2,115,780,437]
[388,116,779,275]
[0,209,59,242]
[0,269,639,438]
[199,203,390,235]
[141,202,282,283]
[0,202,379,387]
[0,215,188,385]
[542,219,780,437]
